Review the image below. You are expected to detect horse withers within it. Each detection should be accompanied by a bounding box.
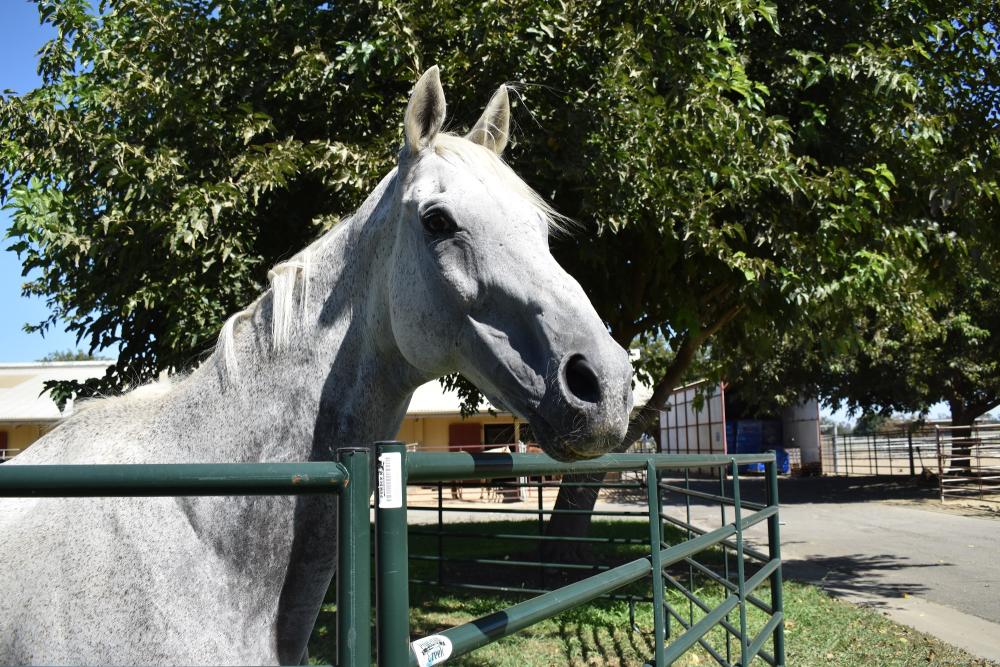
[0,67,633,665]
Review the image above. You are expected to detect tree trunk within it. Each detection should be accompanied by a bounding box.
[542,333,703,562]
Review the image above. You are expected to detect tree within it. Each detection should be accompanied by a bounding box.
[546,0,1000,546]
[3,0,927,403]
[3,1,989,548]
[710,3,999,469]
[36,349,108,362]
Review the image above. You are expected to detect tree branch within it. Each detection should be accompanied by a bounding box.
[620,302,744,447]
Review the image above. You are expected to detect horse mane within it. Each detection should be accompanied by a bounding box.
[431,133,572,236]
[215,133,569,387]
[215,246,317,387]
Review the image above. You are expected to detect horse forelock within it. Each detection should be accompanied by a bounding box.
[430,133,572,236]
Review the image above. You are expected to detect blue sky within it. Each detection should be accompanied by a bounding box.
[0,2,79,362]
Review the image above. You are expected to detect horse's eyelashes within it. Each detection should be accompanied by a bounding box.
[422,210,457,235]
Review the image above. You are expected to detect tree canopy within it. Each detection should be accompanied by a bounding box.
[2,0,997,428]
[711,3,1000,426]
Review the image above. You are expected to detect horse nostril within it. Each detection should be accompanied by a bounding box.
[564,354,602,404]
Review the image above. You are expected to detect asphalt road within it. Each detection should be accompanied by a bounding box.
[776,498,999,623]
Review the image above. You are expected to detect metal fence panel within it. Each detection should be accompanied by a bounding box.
[378,442,786,667]
[936,424,1000,504]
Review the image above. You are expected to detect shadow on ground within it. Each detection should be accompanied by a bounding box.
[782,552,943,604]
[606,474,938,508]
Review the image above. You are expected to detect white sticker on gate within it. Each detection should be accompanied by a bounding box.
[411,634,452,667]
[377,452,403,509]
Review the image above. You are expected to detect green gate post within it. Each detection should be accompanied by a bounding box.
[731,460,749,666]
[765,453,787,666]
[645,461,667,666]
[375,441,411,666]
[338,448,372,667]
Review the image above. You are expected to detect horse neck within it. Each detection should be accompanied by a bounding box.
[162,169,423,463]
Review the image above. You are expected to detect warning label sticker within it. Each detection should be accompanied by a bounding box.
[411,634,453,667]
[377,452,403,509]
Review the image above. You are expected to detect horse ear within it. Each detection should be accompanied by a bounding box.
[466,85,510,155]
[404,66,446,153]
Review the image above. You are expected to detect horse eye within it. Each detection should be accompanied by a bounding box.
[422,211,455,235]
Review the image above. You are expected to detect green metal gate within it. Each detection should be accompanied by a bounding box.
[1,445,784,666]
[0,453,372,667]
[372,442,785,667]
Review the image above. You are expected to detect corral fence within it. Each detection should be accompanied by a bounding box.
[821,423,1000,505]
[821,428,938,477]
[379,443,785,667]
[0,444,785,666]
[0,459,368,667]
[936,424,1000,504]
[0,448,21,463]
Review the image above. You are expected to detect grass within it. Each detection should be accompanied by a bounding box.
[308,520,997,666]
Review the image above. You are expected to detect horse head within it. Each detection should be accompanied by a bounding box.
[388,67,634,461]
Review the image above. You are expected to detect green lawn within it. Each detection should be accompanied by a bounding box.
[309,520,996,666]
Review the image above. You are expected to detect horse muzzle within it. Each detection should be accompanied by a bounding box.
[530,348,633,461]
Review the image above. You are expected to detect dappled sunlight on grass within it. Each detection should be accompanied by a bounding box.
[308,520,996,666]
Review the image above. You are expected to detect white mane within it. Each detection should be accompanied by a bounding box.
[432,133,571,235]
[216,133,569,386]
[215,247,315,386]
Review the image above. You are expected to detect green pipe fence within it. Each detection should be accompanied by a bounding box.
[376,442,785,667]
[1,445,785,666]
[0,461,350,497]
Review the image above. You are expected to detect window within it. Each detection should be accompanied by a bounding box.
[448,423,481,452]
[483,423,515,446]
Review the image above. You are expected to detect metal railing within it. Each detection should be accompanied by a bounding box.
[0,448,21,463]
[1,446,786,666]
[936,424,1000,504]
[821,430,937,477]
[374,442,786,667]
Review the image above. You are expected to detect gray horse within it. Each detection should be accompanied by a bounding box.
[0,67,633,665]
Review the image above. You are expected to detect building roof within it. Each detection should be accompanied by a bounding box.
[406,381,502,417]
[0,361,109,423]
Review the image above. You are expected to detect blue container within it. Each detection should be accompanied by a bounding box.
[761,420,783,450]
[734,420,762,453]
[734,420,764,473]
[774,447,790,474]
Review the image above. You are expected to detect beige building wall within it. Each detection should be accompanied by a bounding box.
[0,423,52,457]
[3,414,529,460]
[3,415,526,460]
[396,414,531,450]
